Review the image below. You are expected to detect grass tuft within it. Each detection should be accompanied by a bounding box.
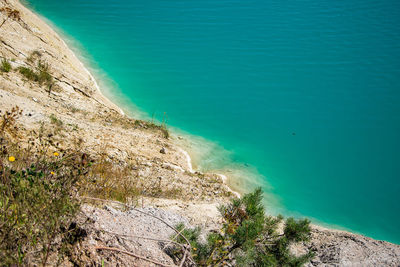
[49,114,63,127]
[0,59,11,72]
[18,66,37,80]
[37,60,53,85]
[18,52,53,89]
[18,63,53,87]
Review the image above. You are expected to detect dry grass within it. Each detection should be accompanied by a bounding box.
[80,158,141,203]
[0,7,21,28]
[133,119,169,139]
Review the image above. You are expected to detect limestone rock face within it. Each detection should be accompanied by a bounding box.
[0,0,118,110]
[291,225,400,267]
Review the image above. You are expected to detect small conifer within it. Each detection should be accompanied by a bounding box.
[173,188,314,266]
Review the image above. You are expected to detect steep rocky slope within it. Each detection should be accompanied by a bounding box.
[1,0,399,266]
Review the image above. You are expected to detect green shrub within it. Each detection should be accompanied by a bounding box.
[0,162,80,265]
[0,59,11,72]
[18,66,38,81]
[17,59,53,87]
[172,188,314,266]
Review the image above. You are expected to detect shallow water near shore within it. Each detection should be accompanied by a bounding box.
[23,0,400,244]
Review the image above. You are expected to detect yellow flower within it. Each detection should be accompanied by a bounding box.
[193,247,197,251]
[53,152,59,157]
[50,171,55,175]
[8,156,15,162]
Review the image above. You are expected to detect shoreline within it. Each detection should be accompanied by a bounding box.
[19,0,125,117]
[19,0,245,201]
[14,0,399,247]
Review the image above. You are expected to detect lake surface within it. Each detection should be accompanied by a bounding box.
[24,0,400,243]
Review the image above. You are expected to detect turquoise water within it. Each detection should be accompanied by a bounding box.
[24,0,400,244]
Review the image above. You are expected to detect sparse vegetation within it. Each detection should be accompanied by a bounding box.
[78,143,185,203]
[154,122,169,139]
[18,61,53,87]
[70,106,80,113]
[0,59,11,72]
[16,51,54,92]
[37,60,53,86]
[171,188,314,266]
[134,119,169,139]
[18,66,37,80]
[49,114,63,127]
[67,123,79,131]
[0,107,90,266]
[27,50,42,63]
[80,156,140,203]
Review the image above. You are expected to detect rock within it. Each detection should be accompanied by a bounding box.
[296,225,400,267]
[142,161,152,167]
[160,147,166,154]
